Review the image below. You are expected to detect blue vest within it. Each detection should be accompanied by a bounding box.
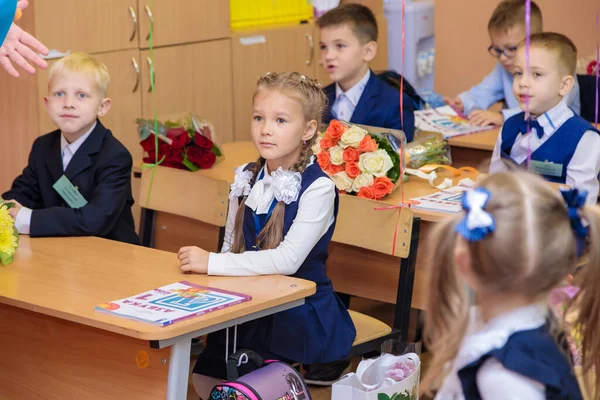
[501,112,600,184]
[457,325,583,400]
[240,162,356,364]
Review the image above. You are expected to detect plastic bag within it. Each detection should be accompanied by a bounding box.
[405,132,452,168]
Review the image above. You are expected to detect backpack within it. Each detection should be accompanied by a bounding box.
[209,349,312,400]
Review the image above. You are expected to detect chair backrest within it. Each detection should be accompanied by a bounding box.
[329,194,417,306]
[332,194,414,258]
[139,165,229,227]
[577,74,599,123]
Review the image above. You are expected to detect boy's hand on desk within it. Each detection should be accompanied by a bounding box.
[443,96,464,112]
[468,110,504,127]
[4,199,22,219]
[178,246,209,274]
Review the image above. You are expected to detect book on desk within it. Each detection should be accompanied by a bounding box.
[95,281,252,326]
[415,105,496,139]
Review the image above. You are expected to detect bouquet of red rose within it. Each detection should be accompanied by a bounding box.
[313,120,406,201]
[137,113,223,171]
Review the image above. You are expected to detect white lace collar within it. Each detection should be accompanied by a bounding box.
[229,163,304,214]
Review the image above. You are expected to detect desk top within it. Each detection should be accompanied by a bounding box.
[447,128,499,151]
[0,237,315,341]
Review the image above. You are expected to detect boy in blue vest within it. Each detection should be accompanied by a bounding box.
[317,3,415,141]
[489,32,600,204]
[444,0,580,127]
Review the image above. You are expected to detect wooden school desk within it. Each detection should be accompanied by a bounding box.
[137,142,476,341]
[447,127,499,170]
[0,236,315,399]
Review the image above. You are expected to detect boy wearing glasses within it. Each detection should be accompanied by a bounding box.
[444,0,580,127]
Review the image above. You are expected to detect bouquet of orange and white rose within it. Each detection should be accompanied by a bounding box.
[313,120,406,200]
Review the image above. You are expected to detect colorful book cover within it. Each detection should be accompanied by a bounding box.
[410,185,470,214]
[415,105,496,138]
[95,281,252,326]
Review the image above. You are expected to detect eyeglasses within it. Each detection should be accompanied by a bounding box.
[488,44,518,59]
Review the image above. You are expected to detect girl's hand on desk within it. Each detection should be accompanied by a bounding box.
[468,110,504,126]
[178,246,209,274]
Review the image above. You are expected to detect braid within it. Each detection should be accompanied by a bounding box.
[235,72,328,252]
[231,156,266,253]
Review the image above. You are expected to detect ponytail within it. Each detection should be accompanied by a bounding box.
[420,215,470,395]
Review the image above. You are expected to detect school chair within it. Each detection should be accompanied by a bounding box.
[577,74,599,124]
[328,195,420,357]
[138,165,230,252]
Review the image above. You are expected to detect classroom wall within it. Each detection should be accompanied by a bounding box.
[435,0,598,96]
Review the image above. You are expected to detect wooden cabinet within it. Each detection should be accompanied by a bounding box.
[138,0,230,48]
[231,23,317,141]
[34,0,139,54]
[140,39,234,143]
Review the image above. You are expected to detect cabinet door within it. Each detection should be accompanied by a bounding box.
[265,23,316,78]
[315,16,389,86]
[34,0,139,54]
[231,24,317,141]
[140,40,234,143]
[138,0,230,48]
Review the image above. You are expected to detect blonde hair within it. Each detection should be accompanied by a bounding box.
[48,52,110,96]
[518,32,578,76]
[488,0,543,34]
[231,72,327,253]
[420,171,600,398]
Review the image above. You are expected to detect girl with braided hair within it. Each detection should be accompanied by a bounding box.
[178,72,356,397]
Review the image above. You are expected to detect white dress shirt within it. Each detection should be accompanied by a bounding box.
[14,123,96,234]
[208,162,336,276]
[490,100,600,204]
[435,304,548,400]
[331,69,370,122]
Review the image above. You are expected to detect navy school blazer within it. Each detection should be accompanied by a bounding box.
[323,71,415,141]
[2,120,140,245]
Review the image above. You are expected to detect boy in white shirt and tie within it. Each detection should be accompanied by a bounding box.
[489,32,600,204]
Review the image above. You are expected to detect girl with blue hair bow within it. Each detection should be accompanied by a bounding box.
[420,171,599,400]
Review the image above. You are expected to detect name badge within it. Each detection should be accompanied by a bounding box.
[52,175,88,208]
[529,160,563,178]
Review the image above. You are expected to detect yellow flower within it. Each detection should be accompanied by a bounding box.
[0,204,18,257]
[0,205,13,229]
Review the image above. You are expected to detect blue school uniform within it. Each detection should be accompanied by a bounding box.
[500,112,600,184]
[193,162,356,379]
[435,304,582,400]
[458,326,583,399]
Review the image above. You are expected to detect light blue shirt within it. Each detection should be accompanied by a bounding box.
[458,62,581,120]
[331,70,370,122]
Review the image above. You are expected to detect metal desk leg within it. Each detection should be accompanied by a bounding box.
[393,217,420,341]
[139,207,156,248]
[166,338,192,400]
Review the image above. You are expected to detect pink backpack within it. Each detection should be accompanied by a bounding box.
[209,350,311,400]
